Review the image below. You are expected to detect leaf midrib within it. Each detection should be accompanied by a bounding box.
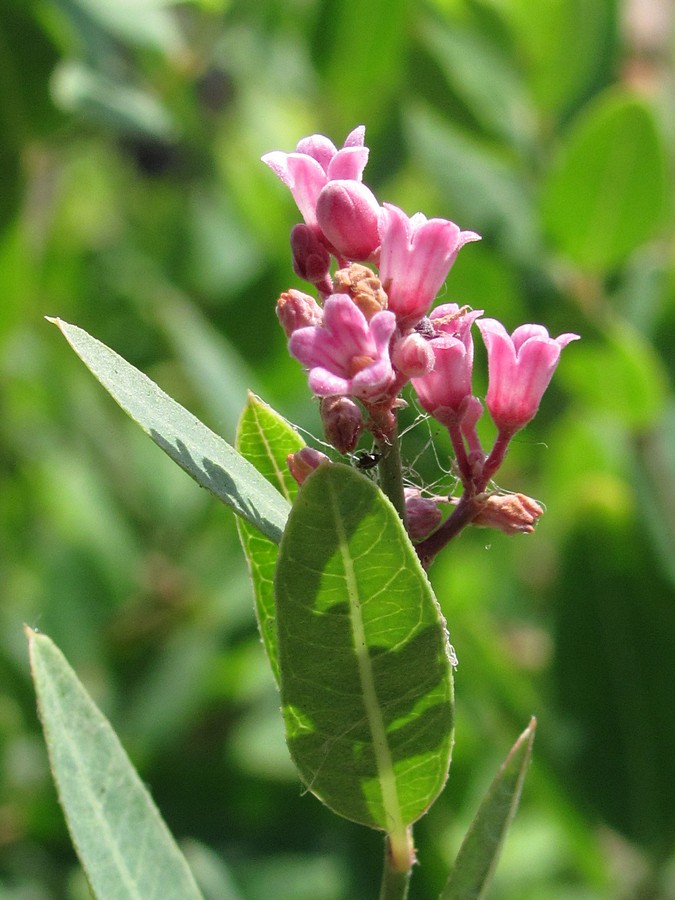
[329,478,405,836]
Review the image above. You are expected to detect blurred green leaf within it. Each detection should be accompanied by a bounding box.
[503,0,615,115]
[419,21,535,152]
[320,0,407,130]
[51,319,290,543]
[51,0,185,54]
[542,91,669,270]
[553,516,675,852]
[236,393,304,683]
[441,718,536,899]
[0,3,61,231]
[51,60,176,140]
[558,319,668,429]
[406,103,539,263]
[28,629,204,900]
[154,290,259,438]
[275,463,455,830]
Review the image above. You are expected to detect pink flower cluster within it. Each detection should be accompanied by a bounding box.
[264,126,579,543]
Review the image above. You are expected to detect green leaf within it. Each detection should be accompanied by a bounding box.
[558,319,668,429]
[406,103,539,264]
[503,0,614,115]
[419,22,535,153]
[275,463,455,832]
[441,718,536,900]
[50,319,290,544]
[28,628,204,900]
[52,0,185,54]
[542,91,669,270]
[52,61,176,141]
[235,393,305,683]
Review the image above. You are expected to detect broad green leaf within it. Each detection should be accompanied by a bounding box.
[50,319,290,543]
[542,91,669,271]
[275,464,455,831]
[441,718,536,900]
[235,393,305,683]
[28,629,204,900]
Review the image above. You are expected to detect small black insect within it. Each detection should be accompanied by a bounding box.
[354,450,382,470]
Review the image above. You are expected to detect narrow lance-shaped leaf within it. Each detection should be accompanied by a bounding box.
[49,319,289,544]
[28,628,204,900]
[275,463,455,832]
[441,717,537,900]
[236,392,305,683]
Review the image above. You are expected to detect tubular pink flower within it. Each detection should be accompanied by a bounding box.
[477,319,580,433]
[289,293,396,403]
[412,304,483,425]
[315,180,381,261]
[378,204,481,329]
[262,126,369,231]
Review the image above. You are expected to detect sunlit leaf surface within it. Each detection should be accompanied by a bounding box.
[29,629,204,900]
[236,392,304,683]
[275,464,455,830]
[51,319,290,543]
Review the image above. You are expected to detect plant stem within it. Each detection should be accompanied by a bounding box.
[375,417,407,527]
[379,829,414,900]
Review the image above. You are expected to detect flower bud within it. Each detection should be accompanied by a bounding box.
[404,489,442,540]
[320,395,364,454]
[287,447,331,486]
[276,289,323,338]
[290,224,331,290]
[392,332,435,378]
[333,263,388,320]
[472,492,544,535]
[316,179,381,261]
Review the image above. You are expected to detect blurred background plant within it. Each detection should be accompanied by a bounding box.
[1,0,674,897]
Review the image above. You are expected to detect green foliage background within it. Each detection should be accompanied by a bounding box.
[1,0,674,897]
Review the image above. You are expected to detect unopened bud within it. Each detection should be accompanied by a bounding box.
[320,395,363,454]
[290,224,331,290]
[287,447,331,486]
[276,289,323,338]
[316,179,381,261]
[333,263,388,320]
[392,333,435,378]
[472,492,543,535]
[404,488,442,540]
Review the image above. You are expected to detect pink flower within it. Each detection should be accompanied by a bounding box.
[412,304,483,425]
[378,204,480,329]
[477,319,580,433]
[262,126,369,232]
[289,294,397,403]
[315,180,381,261]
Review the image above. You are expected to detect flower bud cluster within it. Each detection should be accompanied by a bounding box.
[264,126,579,550]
